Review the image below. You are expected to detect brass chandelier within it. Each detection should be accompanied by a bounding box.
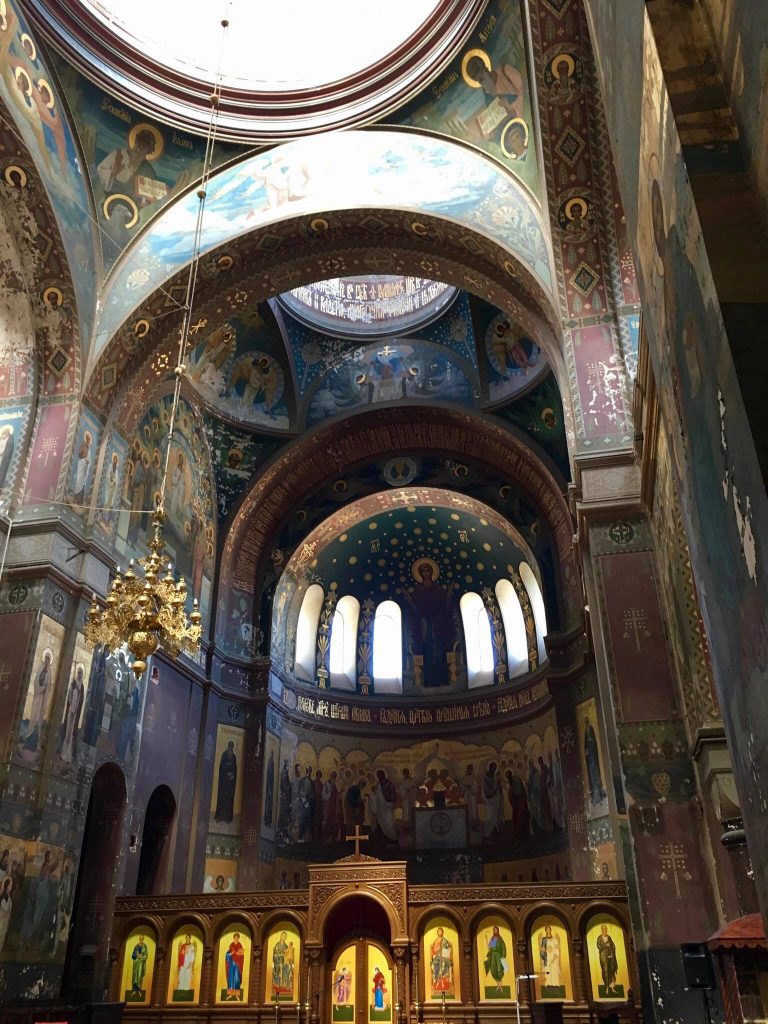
[85,510,202,678]
[85,21,230,678]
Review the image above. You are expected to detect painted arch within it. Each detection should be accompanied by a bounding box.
[93,129,554,364]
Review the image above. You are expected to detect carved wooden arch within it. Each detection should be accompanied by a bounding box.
[410,902,467,943]
[573,899,632,935]
[258,907,307,947]
[216,403,579,652]
[162,910,212,947]
[465,901,522,939]
[114,913,163,950]
[211,911,258,944]
[309,883,408,946]
[83,206,566,418]
[520,899,576,937]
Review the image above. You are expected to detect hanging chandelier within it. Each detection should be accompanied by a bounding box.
[85,509,202,678]
[84,14,231,678]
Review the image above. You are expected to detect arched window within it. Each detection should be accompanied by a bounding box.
[294,584,324,682]
[372,600,402,693]
[329,594,360,690]
[460,592,495,688]
[495,579,528,678]
[519,562,547,662]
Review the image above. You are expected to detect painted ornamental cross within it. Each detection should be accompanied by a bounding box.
[345,825,369,860]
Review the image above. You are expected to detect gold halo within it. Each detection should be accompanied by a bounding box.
[20,33,36,61]
[501,118,529,160]
[43,286,63,307]
[541,407,555,420]
[3,165,27,188]
[565,196,589,221]
[309,217,329,234]
[461,48,492,88]
[36,78,54,109]
[132,318,150,338]
[412,556,440,583]
[103,193,139,229]
[216,253,234,270]
[551,53,575,79]
[14,66,32,96]
[128,122,164,161]
[410,221,428,236]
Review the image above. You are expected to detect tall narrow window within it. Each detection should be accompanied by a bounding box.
[294,584,324,682]
[372,600,402,693]
[460,592,495,688]
[495,579,528,678]
[519,562,547,662]
[329,595,360,690]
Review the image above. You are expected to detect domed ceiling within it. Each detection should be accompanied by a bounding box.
[28,0,487,138]
[292,487,540,605]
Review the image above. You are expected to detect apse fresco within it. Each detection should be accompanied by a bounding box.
[4,838,74,965]
[66,407,102,511]
[0,406,28,500]
[305,339,476,425]
[186,308,293,430]
[497,374,570,480]
[113,395,215,619]
[283,290,478,400]
[396,0,540,197]
[203,418,282,524]
[15,614,66,766]
[209,724,244,837]
[55,65,232,270]
[56,632,95,768]
[82,644,144,768]
[472,298,549,403]
[0,1,96,343]
[270,717,566,877]
[93,431,128,539]
[274,492,542,692]
[97,130,552,352]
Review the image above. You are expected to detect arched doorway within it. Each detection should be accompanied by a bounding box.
[323,896,394,1024]
[63,762,127,999]
[135,785,176,895]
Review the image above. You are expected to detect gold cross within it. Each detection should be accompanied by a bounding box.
[345,825,369,860]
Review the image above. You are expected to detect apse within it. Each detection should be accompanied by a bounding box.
[272,486,548,696]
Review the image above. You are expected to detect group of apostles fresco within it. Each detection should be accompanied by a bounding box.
[270,748,565,848]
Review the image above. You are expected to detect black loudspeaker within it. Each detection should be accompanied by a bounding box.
[680,943,716,989]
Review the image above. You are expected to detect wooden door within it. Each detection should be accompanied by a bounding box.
[329,940,394,1024]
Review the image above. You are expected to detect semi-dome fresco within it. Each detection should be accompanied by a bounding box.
[272,487,548,696]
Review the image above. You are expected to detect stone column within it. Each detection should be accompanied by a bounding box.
[201,944,214,1006]
[151,945,167,1007]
